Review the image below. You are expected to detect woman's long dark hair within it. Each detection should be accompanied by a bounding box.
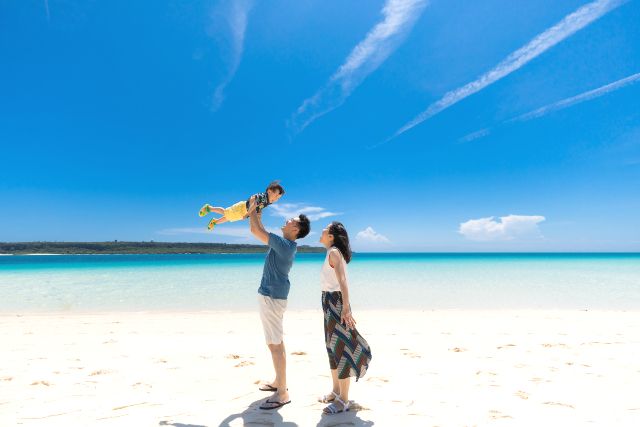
[328,221,352,264]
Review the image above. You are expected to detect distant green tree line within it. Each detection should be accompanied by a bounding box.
[0,241,325,255]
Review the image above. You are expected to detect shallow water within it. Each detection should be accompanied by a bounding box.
[1,253,639,312]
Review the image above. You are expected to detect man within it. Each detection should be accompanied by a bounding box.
[247,197,310,410]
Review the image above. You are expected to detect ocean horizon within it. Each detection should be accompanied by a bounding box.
[1,253,639,313]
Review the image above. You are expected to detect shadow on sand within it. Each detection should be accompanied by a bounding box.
[217,397,298,427]
[160,421,207,427]
[159,398,375,427]
[315,408,375,427]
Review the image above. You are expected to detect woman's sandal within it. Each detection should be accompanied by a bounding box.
[207,218,217,230]
[199,204,213,217]
[318,391,338,403]
[323,396,350,414]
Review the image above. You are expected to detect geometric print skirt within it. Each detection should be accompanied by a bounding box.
[322,291,372,381]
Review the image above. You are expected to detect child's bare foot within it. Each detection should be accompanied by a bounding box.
[199,204,213,217]
[207,218,217,230]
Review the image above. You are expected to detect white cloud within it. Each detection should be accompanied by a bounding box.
[270,203,340,222]
[390,0,626,140]
[288,0,428,136]
[513,71,640,121]
[356,226,390,243]
[459,215,546,241]
[208,0,253,111]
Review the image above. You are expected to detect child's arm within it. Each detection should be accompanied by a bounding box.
[248,197,269,244]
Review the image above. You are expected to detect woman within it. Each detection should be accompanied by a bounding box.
[318,222,372,414]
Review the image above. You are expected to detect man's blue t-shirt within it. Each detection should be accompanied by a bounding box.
[258,233,298,300]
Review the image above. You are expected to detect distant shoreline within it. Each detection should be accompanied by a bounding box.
[0,241,325,255]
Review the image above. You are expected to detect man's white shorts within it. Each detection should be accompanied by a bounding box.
[258,294,288,345]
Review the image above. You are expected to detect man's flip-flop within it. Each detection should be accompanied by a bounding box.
[259,384,278,392]
[198,204,213,217]
[259,399,291,410]
[207,218,217,230]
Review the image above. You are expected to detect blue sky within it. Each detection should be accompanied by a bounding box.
[1,0,639,251]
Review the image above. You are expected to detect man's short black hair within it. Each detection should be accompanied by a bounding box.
[296,214,310,239]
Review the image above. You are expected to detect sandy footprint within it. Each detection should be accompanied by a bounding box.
[365,376,389,384]
[489,409,512,419]
[90,369,113,376]
[291,351,307,355]
[449,347,467,353]
[112,402,149,411]
[542,343,568,348]
[132,382,152,390]
[478,370,497,376]
[30,380,51,386]
[497,344,516,349]
[226,354,241,360]
[235,360,255,368]
[543,401,574,409]
[514,390,529,400]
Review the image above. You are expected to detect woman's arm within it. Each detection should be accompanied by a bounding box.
[330,249,356,330]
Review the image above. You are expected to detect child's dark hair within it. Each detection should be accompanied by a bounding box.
[267,180,285,195]
[328,221,352,264]
[296,214,311,239]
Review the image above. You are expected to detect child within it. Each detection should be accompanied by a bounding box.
[199,181,285,230]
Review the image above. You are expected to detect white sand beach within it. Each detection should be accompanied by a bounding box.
[1,310,639,426]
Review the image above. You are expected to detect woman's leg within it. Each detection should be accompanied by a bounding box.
[321,368,339,400]
[338,377,350,404]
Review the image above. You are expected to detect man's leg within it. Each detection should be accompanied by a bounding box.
[259,296,289,403]
[268,342,289,402]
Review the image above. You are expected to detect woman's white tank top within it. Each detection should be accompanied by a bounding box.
[320,249,347,292]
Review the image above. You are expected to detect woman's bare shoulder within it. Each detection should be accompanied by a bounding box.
[328,247,344,261]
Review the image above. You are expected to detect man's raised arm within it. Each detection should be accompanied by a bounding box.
[248,197,269,244]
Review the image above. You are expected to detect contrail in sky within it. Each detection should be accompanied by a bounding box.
[458,72,640,142]
[512,72,640,121]
[289,0,428,137]
[387,0,627,143]
[210,0,253,111]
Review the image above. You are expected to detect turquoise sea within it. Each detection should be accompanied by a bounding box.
[0,253,639,312]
